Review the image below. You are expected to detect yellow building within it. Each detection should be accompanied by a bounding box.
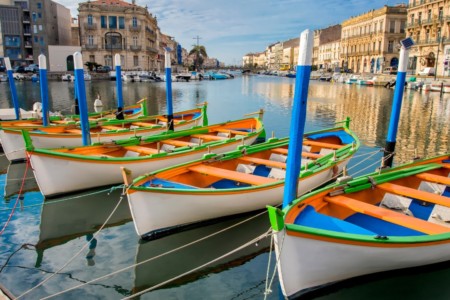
[341,5,407,73]
[78,0,160,71]
[406,0,450,76]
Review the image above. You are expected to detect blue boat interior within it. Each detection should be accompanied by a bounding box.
[307,130,354,145]
[124,108,140,114]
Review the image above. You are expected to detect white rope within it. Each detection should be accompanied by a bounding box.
[40,210,270,299]
[264,229,286,299]
[122,229,271,300]
[263,233,274,296]
[16,190,126,299]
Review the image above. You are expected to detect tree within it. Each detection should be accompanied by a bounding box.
[189,45,208,71]
[85,61,101,71]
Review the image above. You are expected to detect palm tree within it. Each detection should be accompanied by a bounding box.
[189,45,208,71]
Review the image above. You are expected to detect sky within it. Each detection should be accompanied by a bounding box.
[55,0,405,65]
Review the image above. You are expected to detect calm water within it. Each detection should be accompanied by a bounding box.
[0,75,449,299]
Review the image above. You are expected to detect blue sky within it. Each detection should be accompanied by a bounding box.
[57,0,405,65]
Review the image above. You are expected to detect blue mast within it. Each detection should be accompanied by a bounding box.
[4,57,20,120]
[282,30,314,208]
[165,48,174,131]
[73,52,91,146]
[38,55,49,126]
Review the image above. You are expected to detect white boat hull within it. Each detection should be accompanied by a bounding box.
[0,116,203,161]
[29,135,257,197]
[127,159,350,237]
[274,230,450,298]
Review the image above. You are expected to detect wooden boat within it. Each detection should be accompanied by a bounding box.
[0,98,148,127]
[430,81,450,93]
[123,123,359,239]
[267,154,450,298]
[1,104,207,162]
[25,117,264,197]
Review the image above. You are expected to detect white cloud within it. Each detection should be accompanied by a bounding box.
[54,0,402,64]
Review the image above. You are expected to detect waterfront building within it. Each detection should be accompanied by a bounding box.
[312,31,320,68]
[315,24,341,71]
[242,53,255,68]
[0,3,24,67]
[71,18,80,46]
[282,37,299,71]
[406,0,450,76]
[78,0,160,71]
[341,4,407,73]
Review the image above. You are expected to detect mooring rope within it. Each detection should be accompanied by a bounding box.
[39,211,270,299]
[16,188,126,299]
[0,159,30,236]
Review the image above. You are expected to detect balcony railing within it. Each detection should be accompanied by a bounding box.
[84,44,98,50]
[105,45,123,50]
[130,45,142,51]
[129,25,141,32]
[84,23,97,30]
[146,46,158,53]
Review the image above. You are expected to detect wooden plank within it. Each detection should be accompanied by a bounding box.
[215,128,250,135]
[377,183,450,208]
[101,125,124,131]
[324,195,450,235]
[158,117,182,123]
[65,129,83,134]
[191,134,227,141]
[271,148,322,159]
[162,139,197,147]
[415,173,450,186]
[188,164,277,186]
[131,121,158,127]
[123,145,159,155]
[238,156,286,169]
[442,164,450,170]
[303,139,343,149]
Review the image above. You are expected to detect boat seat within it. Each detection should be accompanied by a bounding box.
[162,139,197,147]
[271,148,322,159]
[65,129,83,134]
[376,183,450,208]
[123,145,159,155]
[101,125,124,131]
[132,121,158,127]
[415,173,450,186]
[324,195,450,235]
[191,134,227,141]
[303,139,343,149]
[269,153,287,163]
[215,128,250,135]
[188,165,277,186]
[239,156,287,169]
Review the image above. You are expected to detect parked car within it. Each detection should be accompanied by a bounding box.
[96,66,111,73]
[382,67,398,75]
[13,66,26,73]
[418,67,435,76]
[25,64,39,73]
[0,65,6,72]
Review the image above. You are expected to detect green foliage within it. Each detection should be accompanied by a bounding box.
[85,61,101,71]
[189,45,208,71]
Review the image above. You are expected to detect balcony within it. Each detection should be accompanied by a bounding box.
[146,46,158,53]
[130,45,142,51]
[416,38,440,45]
[84,23,98,30]
[84,44,98,50]
[105,45,123,50]
[129,25,141,32]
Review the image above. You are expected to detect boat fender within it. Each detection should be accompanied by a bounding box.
[33,102,42,112]
[336,175,353,185]
[94,96,103,107]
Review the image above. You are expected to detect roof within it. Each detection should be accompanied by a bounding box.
[89,0,134,7]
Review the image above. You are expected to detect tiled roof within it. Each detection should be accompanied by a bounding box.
[90,0,134,7]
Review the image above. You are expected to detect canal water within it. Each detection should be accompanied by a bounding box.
[0,75,449,299]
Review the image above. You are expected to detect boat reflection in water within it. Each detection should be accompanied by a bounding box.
[4,161,39,200]
[34,187,132,267]
[132,211,271,296]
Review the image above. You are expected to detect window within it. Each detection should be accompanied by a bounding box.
[105,32,122,50]
[379,21,383,32]
[418,12,422,22]
[390,20,395,33]
[410,14,414,24]
[88,35,94,45]
[119,17,125,29]
[387,41,393,53]
[133,55,139,66]
[88,15,93,25]
[37,2,41,9]
[34,36,38,43]
[400,21,405,34]
[133,36,138,46]
[40,36,44,46]
[89,55,95,62]
[38,13,42,18]
[39,25,42,31]
[109,16,117,29]
[101,16,107,28]
[426,29,430,41]
[4,36,20,47]
[132,17,137,27]
[33,25,37,34]
[427,9,431,21]
[5,48,21,59]
[439,7,443,20]
[105,55,112,67]
[32,12,37,22]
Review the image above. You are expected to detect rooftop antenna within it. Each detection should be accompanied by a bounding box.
[193,35,201,46]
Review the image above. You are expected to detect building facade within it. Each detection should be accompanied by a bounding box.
[406,0,450,76]
[78,0,160,71]
[341,5,407,74]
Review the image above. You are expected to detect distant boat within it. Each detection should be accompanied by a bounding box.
[268,154,450,298]
[61,71,91,81]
